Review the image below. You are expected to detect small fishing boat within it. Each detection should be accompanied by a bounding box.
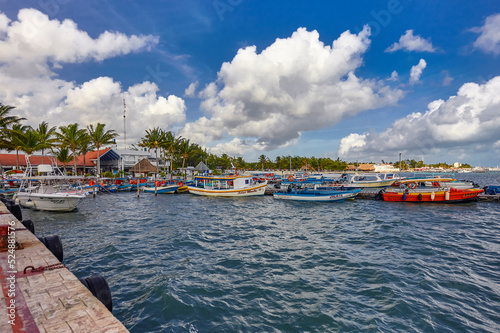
[381,178,483,203]
[14,162,87,212]
[348,173,398,188]
[142,180,179,194]
[273,184,361,202]
[188,175,267,197]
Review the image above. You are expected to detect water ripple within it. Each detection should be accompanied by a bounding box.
[22,173,500,332]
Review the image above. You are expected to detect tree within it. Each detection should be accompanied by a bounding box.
[87,123,118,177]
[78,134,94,175]
[139,127,165,178]
[35,121,57,164]
[56,148,72,175]
[6,124,30,170]
[0,105,25,136]
[179,139,195,179]
[57,123,87,175]
[163,131,182,176]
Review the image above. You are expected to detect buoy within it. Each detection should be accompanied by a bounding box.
[154,181,161,187]
[89,180,95,186]
[37,235,63,262]
[445,191,450,201]
[430,192,435,201]
[403,193,407,201]
[79,276,113,312]
[418,193,422,202]
[21,220,35,234]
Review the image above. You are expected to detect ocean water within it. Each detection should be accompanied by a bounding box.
[22,173,500,332]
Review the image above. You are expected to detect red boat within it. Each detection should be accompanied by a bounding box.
[382,187,484,203]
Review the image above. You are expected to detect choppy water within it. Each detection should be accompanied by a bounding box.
[23,173,500,332]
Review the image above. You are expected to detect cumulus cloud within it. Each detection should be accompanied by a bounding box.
[385,30,436,53]
[0,9,185,147]
[180,26,404,154]
[388,70,399,82]
[471,13,500,56]
[409,59,427,84]
[0,8,158,67]
[184,81,199,97]
[338,76,500,159]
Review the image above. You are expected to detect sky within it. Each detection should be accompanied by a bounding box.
[1,0,500,166]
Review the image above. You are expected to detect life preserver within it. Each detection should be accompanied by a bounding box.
[177,182,183,186]
[89,180,95,186]
[288,175,294,182]
[154,181,161,187]
[304,173,309,177]
[408,182,417,189]
[161,180,166,185]
[130,180,137,185]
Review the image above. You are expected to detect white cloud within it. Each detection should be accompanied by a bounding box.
[385,30,436,53]
[441,70,454,86]
[409,59,427,84]
[180,26,404,153]
[471,13,500,56]
[388,70,399,82]
[0,8,158,68]
[337,76,500,160]
[0,9,185,147]
[184,81,199,97]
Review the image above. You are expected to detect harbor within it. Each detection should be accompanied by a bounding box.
[9,171,500,332]
[0,200,128,332]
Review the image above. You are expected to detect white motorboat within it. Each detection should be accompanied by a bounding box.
[14,162,87,212]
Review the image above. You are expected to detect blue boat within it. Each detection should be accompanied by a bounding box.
[273,184,361,202]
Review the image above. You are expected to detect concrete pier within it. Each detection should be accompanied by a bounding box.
[0,203,128,333]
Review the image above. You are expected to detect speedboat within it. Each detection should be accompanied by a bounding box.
[188,175,267,197]
[14,162,87,212]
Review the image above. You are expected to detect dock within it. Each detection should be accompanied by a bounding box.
[0,202,129,333]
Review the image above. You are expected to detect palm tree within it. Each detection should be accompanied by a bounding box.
[87,123,118,177]
[78,134,94,176]
[56,148,72,175]
[179,139,195,179]
[57,123,87,175]
[6,124,30,170]
[139,127,165,177]
[35,121,57,164]
[0,105,25,135]
[259,154,267,171]
[163,131,182,176]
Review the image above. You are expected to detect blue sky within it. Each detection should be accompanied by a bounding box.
[1,0,500,165]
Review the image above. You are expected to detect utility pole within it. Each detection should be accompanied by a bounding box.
[123,97,127,150]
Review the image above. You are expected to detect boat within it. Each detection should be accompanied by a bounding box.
[381,178,483,203]
[347,173,398,188]
[142,180,180,194]
[273,184,361,202]
[14,162,87,212]
[187,175,267,197]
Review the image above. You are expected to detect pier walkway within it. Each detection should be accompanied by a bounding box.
[0,203,128,333]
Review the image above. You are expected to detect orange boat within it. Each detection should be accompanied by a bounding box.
[382,187,484,203]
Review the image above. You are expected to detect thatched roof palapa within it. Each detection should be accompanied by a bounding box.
[129,158,158,173]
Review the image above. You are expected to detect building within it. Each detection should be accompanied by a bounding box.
[0,148,160,175]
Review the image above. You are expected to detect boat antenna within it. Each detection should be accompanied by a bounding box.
[123,96,127,150]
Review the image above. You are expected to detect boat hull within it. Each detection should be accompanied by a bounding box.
[15,193,86,211]
[350,180,396,188]
[382,188,483,203]
[273,189,361,202]
[187,184,267,197]
[142,185,179,194]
